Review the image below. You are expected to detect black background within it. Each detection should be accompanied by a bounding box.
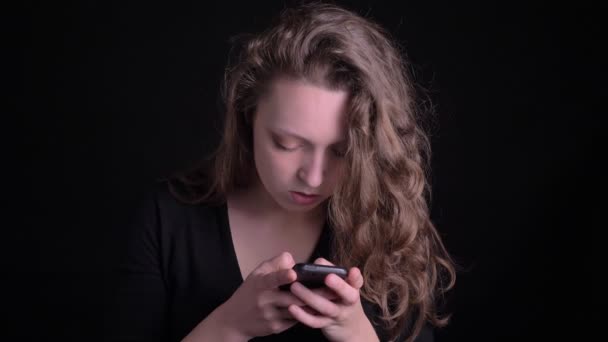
[6,0,600,341]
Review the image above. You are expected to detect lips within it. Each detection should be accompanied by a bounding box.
[290,191,321,205]
[294,191,319,197]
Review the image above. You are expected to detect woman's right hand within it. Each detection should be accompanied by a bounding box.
[215,252,305,340]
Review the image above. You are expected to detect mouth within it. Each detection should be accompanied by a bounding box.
[293,191,320,197]
[289,191,321,205]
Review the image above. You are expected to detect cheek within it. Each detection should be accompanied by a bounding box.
[268,152,299,176]
[258,149,299,180]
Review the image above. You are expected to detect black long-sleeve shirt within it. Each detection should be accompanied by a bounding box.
[103,182,434,342]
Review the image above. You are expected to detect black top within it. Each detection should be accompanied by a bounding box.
[104,182,434,342]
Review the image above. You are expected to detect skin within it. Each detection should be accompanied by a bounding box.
[252,76,348,216]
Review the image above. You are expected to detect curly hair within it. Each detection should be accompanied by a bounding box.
[169,2,456,341]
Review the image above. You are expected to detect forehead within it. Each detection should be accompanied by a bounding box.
[257,78,349,143]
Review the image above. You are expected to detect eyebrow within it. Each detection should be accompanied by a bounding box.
[270,127,346,146]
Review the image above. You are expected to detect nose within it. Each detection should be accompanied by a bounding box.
[298,151,327,189]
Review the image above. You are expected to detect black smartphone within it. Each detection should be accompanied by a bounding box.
[279,263,348,290]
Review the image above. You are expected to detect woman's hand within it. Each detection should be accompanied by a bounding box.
[287,258,379,342]
[215,252,306,340]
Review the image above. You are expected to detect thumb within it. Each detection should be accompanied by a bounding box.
[253,252,295,276]
[269,252,296,271]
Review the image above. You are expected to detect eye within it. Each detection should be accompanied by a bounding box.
[272,138,300,151]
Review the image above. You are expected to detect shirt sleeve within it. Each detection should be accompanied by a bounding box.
[103,189,169,342]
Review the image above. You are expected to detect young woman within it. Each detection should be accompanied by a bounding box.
[107,3,456,342]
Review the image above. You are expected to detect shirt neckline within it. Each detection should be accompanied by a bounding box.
[217,200,332,286]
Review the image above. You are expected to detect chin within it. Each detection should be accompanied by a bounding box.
[281,200,317,212]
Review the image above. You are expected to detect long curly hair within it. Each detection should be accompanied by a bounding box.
[169,2,456,341]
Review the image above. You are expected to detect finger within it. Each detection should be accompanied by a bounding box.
[271,290,306,307]
[276,306,300,320]
[288,304,333,329]
[299,305,320,316]
[253,252,295,276]
[261,268,297,290]
[310,287,339,301]
[313,257,334,266]
[272,251,296,270]
[346,267,364,290]
[325,273,360,305]
[290,282,341,319]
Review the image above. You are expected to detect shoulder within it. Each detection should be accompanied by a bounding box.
[121,179,228,268]
[131,179,224,235]
[141,179,220,214]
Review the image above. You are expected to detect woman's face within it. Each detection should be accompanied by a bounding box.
[252,77,349,213]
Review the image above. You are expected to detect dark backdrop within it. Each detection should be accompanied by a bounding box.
[7,0,599,341]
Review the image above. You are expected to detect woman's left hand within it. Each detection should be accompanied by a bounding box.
[287,258,379,342]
